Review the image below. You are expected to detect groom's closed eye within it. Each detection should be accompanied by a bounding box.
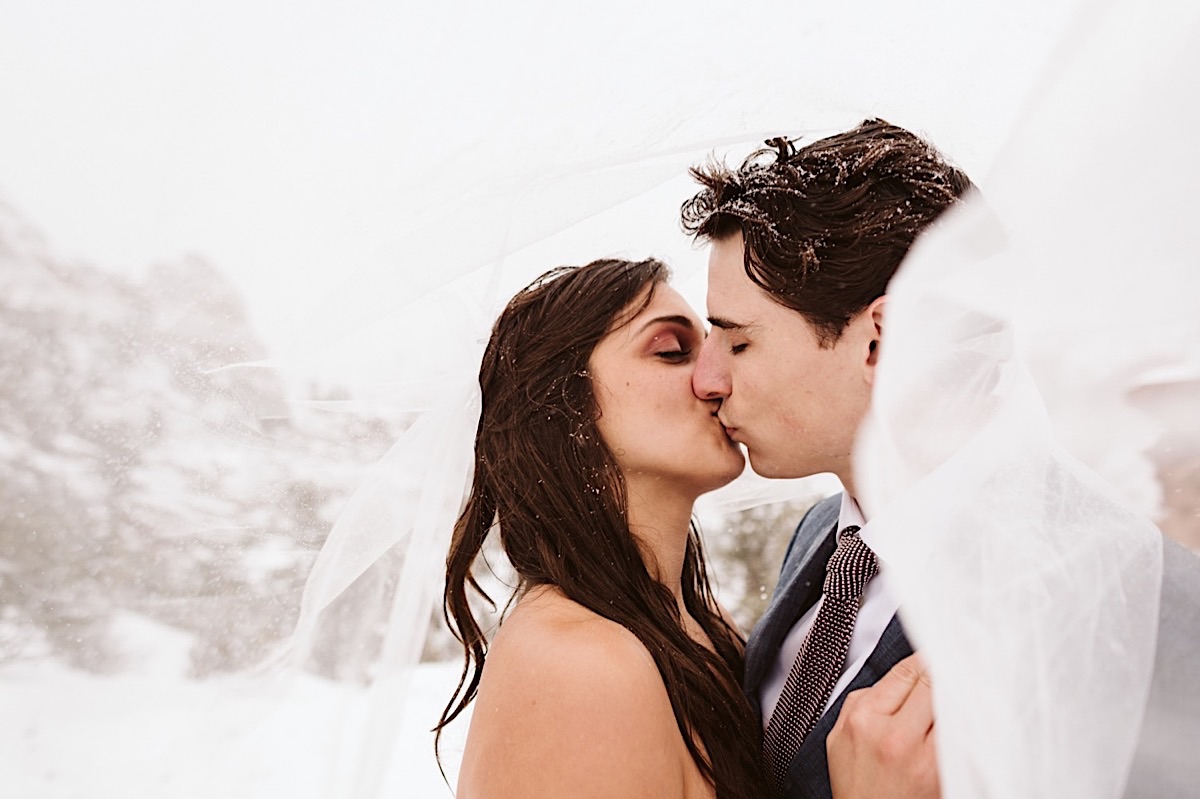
[706,318,752,355]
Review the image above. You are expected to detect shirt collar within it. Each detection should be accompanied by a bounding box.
[837,492,868,537]
[839,492,887,572]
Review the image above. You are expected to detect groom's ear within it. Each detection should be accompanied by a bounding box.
[864,295,886,378]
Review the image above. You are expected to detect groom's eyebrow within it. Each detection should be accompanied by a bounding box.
[707,316,748,331]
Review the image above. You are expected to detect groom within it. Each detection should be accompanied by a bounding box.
[682,119,972,798]
[683,119,1200,798]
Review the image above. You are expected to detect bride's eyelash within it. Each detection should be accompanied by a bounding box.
[656,349,691,362]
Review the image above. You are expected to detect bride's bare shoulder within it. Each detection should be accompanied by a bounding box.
[482,585,666,710]
[455,586,688,798]
[496,585,653,658]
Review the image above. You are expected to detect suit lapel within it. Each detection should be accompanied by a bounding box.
[774,613,914,799]
[743,492,916,798]
[744,517,839,711]
[793,613,915,762]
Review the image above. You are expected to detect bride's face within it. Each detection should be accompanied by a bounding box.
[589,283,746,498]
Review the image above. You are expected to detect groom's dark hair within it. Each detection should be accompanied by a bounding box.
[681,118,974,345]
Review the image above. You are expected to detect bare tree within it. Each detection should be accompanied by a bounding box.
[701,496,827,634]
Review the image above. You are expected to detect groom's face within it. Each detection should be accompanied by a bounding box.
[693,231,876,487]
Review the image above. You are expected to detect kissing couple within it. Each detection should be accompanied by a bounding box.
[436,119,1200,798]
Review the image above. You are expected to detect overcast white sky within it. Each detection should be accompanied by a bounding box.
[1,0,1083,380]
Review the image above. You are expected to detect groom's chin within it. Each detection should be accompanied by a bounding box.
[746,451,804,481]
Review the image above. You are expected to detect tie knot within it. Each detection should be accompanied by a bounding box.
[823,526,878,600]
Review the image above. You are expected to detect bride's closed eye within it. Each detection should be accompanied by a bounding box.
[656,348,692,362]
[650,331,696,362]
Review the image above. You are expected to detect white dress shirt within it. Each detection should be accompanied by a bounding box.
[759,493,900,731]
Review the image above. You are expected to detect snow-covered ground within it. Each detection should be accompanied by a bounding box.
[1,648,467,799]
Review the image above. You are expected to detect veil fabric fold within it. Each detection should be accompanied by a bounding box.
[856,1,1200,794]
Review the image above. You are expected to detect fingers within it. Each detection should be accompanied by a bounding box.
[826,653,942,799]
[892,668,935,739]
[858,653,926,715]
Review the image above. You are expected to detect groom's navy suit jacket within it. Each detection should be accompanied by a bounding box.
[746,495,1200,798]
[743,494,913,799]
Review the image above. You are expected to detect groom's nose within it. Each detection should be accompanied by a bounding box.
[692,334,731,400]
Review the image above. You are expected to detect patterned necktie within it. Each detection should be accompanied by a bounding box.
[762,525,879,791]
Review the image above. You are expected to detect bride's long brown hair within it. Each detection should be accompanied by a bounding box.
[436,258,769,798]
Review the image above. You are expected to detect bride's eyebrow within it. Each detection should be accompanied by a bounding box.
[635,315,697,336]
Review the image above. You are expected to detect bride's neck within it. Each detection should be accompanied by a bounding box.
[623,479,697,608]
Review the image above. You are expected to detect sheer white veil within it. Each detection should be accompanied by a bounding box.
[241,0,1200,795]
[7,0,1198,796]
[856,2,1200,795]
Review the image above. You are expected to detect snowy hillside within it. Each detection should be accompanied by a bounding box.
[0,200,410,676]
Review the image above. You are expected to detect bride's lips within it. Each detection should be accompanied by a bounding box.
[710,410,737,441]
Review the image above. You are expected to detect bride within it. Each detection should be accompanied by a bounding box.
[437,257,932,798]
